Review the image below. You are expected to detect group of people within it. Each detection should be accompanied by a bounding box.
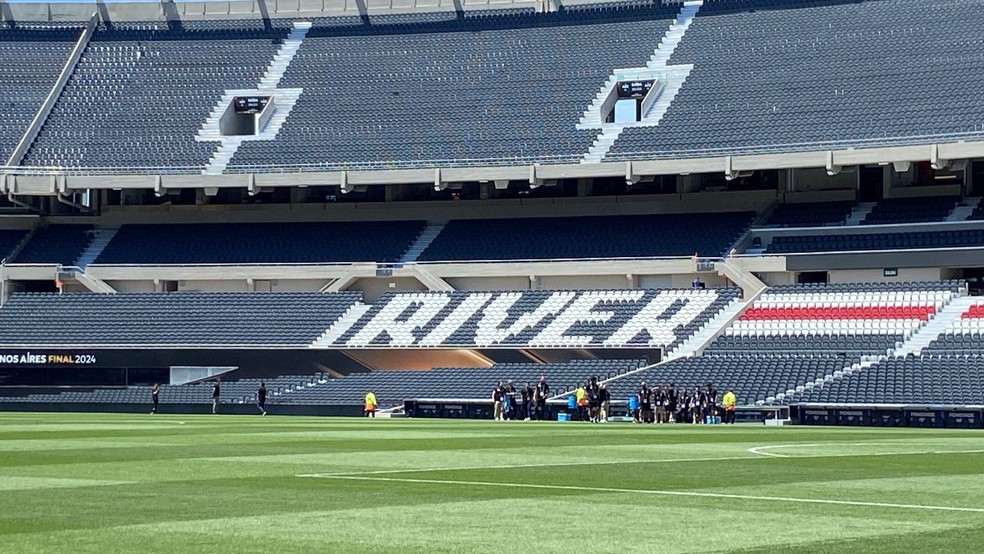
[633,382,737,424]
[570,376,611,422]
[150,378,268,416]
[492,376,551,420]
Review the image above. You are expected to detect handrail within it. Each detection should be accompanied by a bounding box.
[4,132,984,176]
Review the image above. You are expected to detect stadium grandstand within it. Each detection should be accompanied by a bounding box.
[0,0,983,431]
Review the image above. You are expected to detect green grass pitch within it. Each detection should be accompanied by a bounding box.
[2,412,984,553]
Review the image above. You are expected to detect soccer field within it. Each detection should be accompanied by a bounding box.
[1,413,984,553]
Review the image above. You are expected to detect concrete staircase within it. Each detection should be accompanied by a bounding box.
[198,21,310,175]
[400,224,445,263]
[74,229,116,269]
[893,295,978,357]
[668,295,753,359]
[646,1,702,69]
[766,357,881,406]
[577,75,619,128]
[259,21,311,89]
[845,202,876,225]
[310,303,371,347]
[581,126,625,164]
[946,197,982,221]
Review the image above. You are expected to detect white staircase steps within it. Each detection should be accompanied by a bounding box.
[576,1,702,162]
[310,303,371,348]
[946,197,982,222]
[74,229,116,269]
[199,21,310,175]
[400,224,445,263]
[845,202,876,225]
[893,295,978,357]
[581,127,625,164]
[668,295,751,359]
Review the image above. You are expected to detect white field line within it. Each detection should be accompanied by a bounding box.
[747,443,984,458]
[298,455,760,478]
[304,475,984,514]
[299,445,984,478]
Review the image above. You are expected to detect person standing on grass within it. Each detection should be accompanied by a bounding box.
[364,390,377,418]
[722,389,737,424]
[598,383,610,423]
[256,382,267,416]
[574,383,588,422]
[492,381,504,421]
[211,378,221,414]
[638,382,651,424]
[521,381,534,421]
[151,383,160,415]
[535,375,550,420]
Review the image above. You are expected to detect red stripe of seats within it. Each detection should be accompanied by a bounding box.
[740,306,936,321]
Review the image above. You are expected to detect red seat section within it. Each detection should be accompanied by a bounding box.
[962,305,984,319]
[740,306,936,321]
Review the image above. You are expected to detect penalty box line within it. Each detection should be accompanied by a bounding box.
[310,474,984,515]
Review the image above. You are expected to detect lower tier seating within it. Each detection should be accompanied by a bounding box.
[603,354,860,407]
[794,354,984,405]
[0,292,363,347]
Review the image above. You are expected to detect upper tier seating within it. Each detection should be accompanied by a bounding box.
[23,21,289,169]
[707,282,957,354]
[861,197,959,225]
[278,359,647,406]
[12,224,92,265]
[0,25,78,162]
[0,292,362,347]
[765,229,984,254]
[604,353,859,406]
[607,0,984,160]
[330,288,742,350]
[94,221,425,264]
[228,5,676,170]
[968,198,984,221]
[0,229,29,260]
[419,212,754,261]
[794,354,984,405]
[763,201,854,228]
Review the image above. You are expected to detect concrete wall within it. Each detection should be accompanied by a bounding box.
[82,190,777,227]
[349,276,426,302]
[826,267,942,284]
[445,276,530,291]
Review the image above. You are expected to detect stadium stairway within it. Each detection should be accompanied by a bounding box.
[844,202,876,225]
[399,224,445,264]
[667,292,755,359]
[74,229,116,269]
[310,303,372,348]
[892,295,979,357]
[947,197,983,222]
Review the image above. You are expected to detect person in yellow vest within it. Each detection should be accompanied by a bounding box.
[364,390,377,418]
[722,389,737,425]
[575,383,588,422]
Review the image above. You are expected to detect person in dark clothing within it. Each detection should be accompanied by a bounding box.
[521,382,534,421]
[652,385,664,424]
[665,383,677,423]
[705,382,719,423]
[587,376,601,423]
[256,382,267,416]
[638,382,651,424]
[492,381,505,421]
[151,383,160,415]
[534,375,550,420]
[504,380,517,420]
[211,379,221,414]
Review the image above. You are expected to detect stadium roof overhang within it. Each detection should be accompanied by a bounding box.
[2,141,983,196]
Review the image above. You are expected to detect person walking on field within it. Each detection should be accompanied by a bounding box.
[722,389,737,425]
[211,378,221,414]
[364,390,378,418]
[256,382,267,416]
[151,383,160,414]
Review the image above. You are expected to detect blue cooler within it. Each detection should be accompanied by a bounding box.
[628,396,639,412]
[557,413,570,422]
